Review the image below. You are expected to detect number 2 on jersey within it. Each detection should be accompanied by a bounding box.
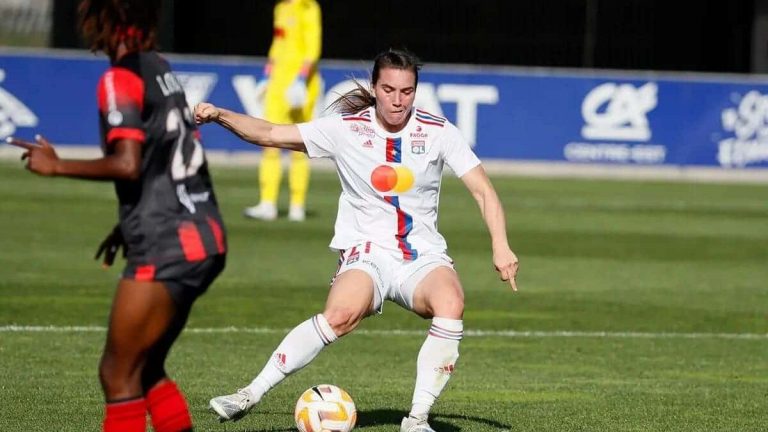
[167,107,204,181]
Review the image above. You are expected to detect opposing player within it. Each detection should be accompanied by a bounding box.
[244,0,322,221]
[195,49,517,432]
[8,1,227,431]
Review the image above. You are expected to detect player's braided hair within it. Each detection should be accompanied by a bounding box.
[78,0,160,56]
[330,48,422,115]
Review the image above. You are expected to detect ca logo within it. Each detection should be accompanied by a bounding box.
[0,69,39,139]
[717,90,768,168]
[581,82,657,141]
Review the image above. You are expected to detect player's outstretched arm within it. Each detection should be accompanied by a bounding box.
[7,135,141,180]
[194,102,307,153]
[460,164,519,291]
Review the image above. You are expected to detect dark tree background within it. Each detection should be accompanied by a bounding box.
[52,0,759,73]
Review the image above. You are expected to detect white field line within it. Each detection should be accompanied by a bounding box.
[4,146,768,184]
[0,325,766,340]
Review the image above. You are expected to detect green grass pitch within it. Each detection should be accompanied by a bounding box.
[0,160,766,431]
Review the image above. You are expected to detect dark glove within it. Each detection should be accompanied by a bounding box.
[94,224,125,268]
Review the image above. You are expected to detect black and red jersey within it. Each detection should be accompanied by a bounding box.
[97,51,226,266]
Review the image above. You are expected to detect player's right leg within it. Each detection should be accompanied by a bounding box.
[99,279,178,432]
[141,305,192,432]
[401,265,465,432]
[209,269,376,422]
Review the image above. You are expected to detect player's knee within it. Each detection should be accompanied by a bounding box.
[99,355,126,394]
[98,356,112,389]
[98,351,145,396]
[431,292,464,319]
[322,308,364,337]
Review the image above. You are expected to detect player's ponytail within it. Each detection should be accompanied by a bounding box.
[328,79,376,115]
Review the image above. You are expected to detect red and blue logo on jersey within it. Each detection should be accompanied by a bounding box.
[369,136,418,260]
[370,137,415,193]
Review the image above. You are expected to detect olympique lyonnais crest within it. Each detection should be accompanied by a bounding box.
[411,140,425,154]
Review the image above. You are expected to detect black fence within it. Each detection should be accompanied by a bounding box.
[50,0,756,73]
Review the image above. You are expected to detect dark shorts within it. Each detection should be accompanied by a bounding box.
[122,254,226,306]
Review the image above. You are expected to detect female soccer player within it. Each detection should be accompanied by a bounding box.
[8,1,227,431]
[196,49,517,432]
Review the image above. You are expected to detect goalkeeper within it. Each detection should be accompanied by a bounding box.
[244,0,322,222]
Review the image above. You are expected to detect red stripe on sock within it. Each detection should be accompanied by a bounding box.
[103,398,146,432]
[146,380,192,432]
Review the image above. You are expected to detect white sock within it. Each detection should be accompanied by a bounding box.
[409,317,463,420]
[246,314,337,399]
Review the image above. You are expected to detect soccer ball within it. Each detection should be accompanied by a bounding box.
[294,384,357,432]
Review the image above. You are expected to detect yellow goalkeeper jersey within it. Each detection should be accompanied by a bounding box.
[264,0,322,123]
[269,0,321,71]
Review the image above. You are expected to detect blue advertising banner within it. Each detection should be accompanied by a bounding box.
[2,49,768,168]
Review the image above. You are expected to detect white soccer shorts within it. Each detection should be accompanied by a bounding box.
[333,241,454,313]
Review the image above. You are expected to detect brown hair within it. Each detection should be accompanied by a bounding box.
[78,0,160,56]
[329,48,422,115]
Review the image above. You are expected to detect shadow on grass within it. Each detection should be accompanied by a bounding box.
[235,408,509,431]
[356,408,511,431]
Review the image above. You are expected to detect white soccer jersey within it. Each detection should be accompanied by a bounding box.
[297,106,481,260]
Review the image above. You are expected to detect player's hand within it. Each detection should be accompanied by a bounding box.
[286,78,307,109]
[493,247,519,292]
[94,224,125,268]
[194,102,221,124]
[6,134,59,176]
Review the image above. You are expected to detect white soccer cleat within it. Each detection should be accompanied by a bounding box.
[209,388,258,422]
[400,416,436,432]
[288,205,306,222]
[243,202,277,221]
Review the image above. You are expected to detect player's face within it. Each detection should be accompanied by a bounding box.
[373,67,417,133]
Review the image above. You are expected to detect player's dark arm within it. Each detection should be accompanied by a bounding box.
[10,135,142,181]
[54,139,142,181]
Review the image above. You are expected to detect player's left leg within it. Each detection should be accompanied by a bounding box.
[99,279,179,432]
[210,245,384,423]
[142,254,226,432]
[401,265,465,432]
[141,304,193,432]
